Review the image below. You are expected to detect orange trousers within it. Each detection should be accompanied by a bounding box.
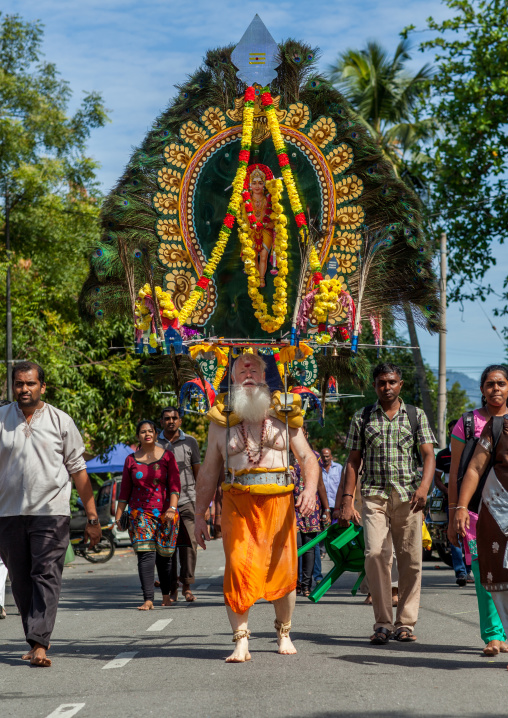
[221,489,297,614]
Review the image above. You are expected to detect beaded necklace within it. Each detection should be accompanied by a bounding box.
[239,419,267,465]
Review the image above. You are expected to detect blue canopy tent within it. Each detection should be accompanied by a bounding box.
[86,444,134,474]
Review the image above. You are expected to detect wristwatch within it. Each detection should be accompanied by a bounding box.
[87,518,100,526]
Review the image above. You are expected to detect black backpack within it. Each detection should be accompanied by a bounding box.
[360,403,421,468]
[456,411,505,513]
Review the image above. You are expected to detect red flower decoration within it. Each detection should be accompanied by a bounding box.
[318,323,327,333]
[313,272,323,284]
[245,86,255,102]
[239,150,250,163]
[278,154,290,167]
[223,214,235,229]
[338,327,350,341]
[197,276,210,289]
[295,213,307,227]
[261,91,272,106]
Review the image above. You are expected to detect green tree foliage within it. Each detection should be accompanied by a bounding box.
[406,0,508,322]
[0,14,192,455]
[307,319,436,460]
[328,39,435,177]
[0,13,107,211]
[327,39,438,430]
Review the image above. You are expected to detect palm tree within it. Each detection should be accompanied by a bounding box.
[329,40,437,429]
[329,39,435,176]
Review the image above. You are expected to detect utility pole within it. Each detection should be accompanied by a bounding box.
[404,304,436,436]
[437,231,447,447]
[5,197,13,402]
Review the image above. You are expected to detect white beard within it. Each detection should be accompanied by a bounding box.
[232,383,271,424]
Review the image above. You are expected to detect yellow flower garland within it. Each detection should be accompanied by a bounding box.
[136,92,256,329]
[313,277,342,322]
[238,178,289,332]
[262,94,342,332]
[263,100,306,238]
[179,104,253,325]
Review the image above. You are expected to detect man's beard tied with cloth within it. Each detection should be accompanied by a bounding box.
[231,382,271,423]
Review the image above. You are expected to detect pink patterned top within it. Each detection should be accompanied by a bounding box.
[119,451,180,515]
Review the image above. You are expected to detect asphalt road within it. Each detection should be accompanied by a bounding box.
[0,540,506,718]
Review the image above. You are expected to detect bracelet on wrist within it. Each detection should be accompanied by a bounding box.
[342,493,354,499]
[324,508,331,513]
[455,506,468,511]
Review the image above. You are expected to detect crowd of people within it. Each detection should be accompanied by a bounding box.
[1,358,507,668]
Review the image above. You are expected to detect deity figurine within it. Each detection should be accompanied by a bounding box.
[242,164,275,288]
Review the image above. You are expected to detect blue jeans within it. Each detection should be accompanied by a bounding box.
[313,544,323,583]
[450,542,467,579]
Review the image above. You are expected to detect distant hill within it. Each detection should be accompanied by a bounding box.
[432,370,481,406]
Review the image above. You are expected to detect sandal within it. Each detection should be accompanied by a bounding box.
[302,588,311,598]
[363,594,373,605]
[183,589,196,602]
[394,628,417,642]
[370,627,392,645]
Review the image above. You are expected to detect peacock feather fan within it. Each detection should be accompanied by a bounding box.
[79,36,440,349]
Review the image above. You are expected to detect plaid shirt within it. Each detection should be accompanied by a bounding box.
[345,400,435,501]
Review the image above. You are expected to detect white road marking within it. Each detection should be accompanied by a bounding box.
[102,651,138,669]
[209,574,222,579]
[146,618,173,631]
[196,583,210,589]
[45,705,86,718]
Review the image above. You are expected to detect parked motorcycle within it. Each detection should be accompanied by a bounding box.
[425,486,453,567]
[70,499,116,563]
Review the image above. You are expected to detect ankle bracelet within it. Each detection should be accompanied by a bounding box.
[232,629,251,642]
[274,619,291,637]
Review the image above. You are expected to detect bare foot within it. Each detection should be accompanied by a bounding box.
[275,622,297,655]
[500,641,508,653]
[22,643,50,660]
[277,633,297,655]
[225,637,251,663]
[392,589,398,607]
[137,600,154,611]
[169,588,178,603]
[363,594,373,605]
[484,640,502,656]
[161,595,174,607]
[30,644,51,667]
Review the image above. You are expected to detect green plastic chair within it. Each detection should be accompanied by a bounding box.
[297,522,366,603]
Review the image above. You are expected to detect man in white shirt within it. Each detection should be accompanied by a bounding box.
[320,448,343,512]
[0,362,101,667]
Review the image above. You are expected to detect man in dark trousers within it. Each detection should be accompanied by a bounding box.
[337,363,435,644]
[158,407,201,602]
[0,362,101,667]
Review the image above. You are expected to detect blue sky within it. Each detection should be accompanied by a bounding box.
[6,0,506,380]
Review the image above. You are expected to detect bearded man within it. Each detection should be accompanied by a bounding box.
[194,353,319,662]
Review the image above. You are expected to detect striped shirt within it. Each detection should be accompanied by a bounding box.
[345,400,435,501]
